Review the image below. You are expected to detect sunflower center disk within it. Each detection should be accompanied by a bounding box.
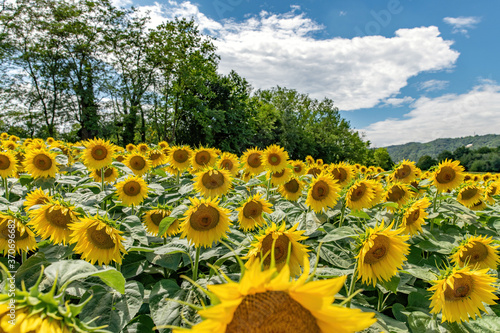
[104,168,113,177]
[243,201,263,218]
[273,169,285,178]
[149,153,162,161]
[34,154,52,171]
[488,186,497,196]
[444,275,473,301]
[459,242,488,264]
[123,181,141,196]
[130,156,146,171]
[332,168,347,183]
[226,291,320,333]
[460,188,478,201]
[190,204,219,231]
[173,150,188,163]
[387,186,404,202]
[293,165,302,173]
[351,184,367,202]
[45,208,72,229]
[221,160,233,171]
[0,155,10,170]
[396,165,411,180]
[261,234,290,266]
[91,145,108,160]
[407,209,420,225]
[269,154,281,166]
[364,235,390,264]
[195,151,211,166]
[307,168,321,177]
[88,225,116,249]
[150,212,168,226]
[0,223,27,240]
[436,166,456,184]
[284,179,300,193]
[201,172,224,189]
[247,153,262,168]
[312,181,329,201]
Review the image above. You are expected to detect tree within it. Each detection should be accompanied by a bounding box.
[373,148,394,170]
[416,155,437,170]
[436,150,454,162]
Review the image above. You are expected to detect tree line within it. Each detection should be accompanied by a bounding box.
[416,146,500,172]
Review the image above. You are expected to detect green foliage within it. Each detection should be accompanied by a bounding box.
[373,148,394,169]
[416,155,437,170]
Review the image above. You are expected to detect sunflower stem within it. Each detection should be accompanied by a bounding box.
[432,189,439,213]
[346,262,358,308]
[193,246,201,281]
[2,177,8,200]
[339,198,346,227]
[115,263,121,272]
[101,168,106,211]
[21,250,27,264]
[266,172,272,200]
[176,170,180,186]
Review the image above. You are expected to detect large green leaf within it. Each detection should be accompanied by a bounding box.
[149,279,187,333]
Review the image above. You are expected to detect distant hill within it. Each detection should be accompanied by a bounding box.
[385,134,500,162]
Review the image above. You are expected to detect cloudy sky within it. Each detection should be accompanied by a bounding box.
[113,0,500,147]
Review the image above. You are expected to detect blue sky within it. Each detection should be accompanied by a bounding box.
[114,0,500,147]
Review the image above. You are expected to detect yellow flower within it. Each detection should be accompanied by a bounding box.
[241,147,265,175]
[306,164,322,178]
[167,145,192,171]
[0,150,17,178]
[278,177,305,201]
[236,193,273,231]
[24,188,52,209]
[91,166,119,183]
[147,149,167,168]
[191,146,217,171]
[290,160,306,177]
[485,181,499,204]
[126,143,136,152]
[0,212,37,255]
[218,152,240,176]
[346,180,376,211]
[143,208,180,237]
[115,175,149,206]
[305,155,315,165]
[70,214,126,265]
[193,167,233,198]
[137,143,149,154]
[268,167,293,186]
[174,257,376,333]
[469,199,487,211]
[158,141,169,150]
[2,140,17,151]
[262,144,289,173]
[356,220,410,286]
[24,148,58,178]
[433,159,465,192]
[429,266,498,323]
[244,222,309,277]
[179,196,231,248]
[456,183,483,208]
[401,197,431,235]
[124,152,151,176]
[81,138,115,170]
[305,173,340,213]
[329,162,353,187]
[367,179,385,206]
[384,183,411,209]
[450,235,500,270]
[391,160,418,184]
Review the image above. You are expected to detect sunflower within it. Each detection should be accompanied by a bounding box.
[433,159,465,192]
[173,257,376,333]
[482,173,493,183]
[193,167,233,198]
[391,160,418,184]
[279,177,305,201]
[0,150,17,178]
[143,208,180,237]
[24,188,52,209]
[268,167,293,186]
[158,141,169,150]
[241,147,265,175]
[115,152,126,163]
[147,149,167,168]
[28,200,80,245]
[262,144,289,173]
[305,173,341,213]
[400,197,431,235]
[191,146,218,171]
[91,166,119,183]
[329,162,354,187]
[0,212,37,255]
[0,132,7,140]
[429,266,498,323]
[167,145,192,172]
[346,180,376,211]
[485,181,499,204]
[81,138,115,170]
[290,160,306,177]
[306,164,322,178]
[355,220,410,286]
[126,143,136,152]
[236,193,273,231]
[244,222,309,277]
[179,196,231,248]
[136,143,149,154]
[218,152,240,176]
[115,175,149,206]
[2,140,17,151]
[305,155,315,165]
[28,138,45,150]
[384,183,411,209]
[70,214,126,265]
[456,183,483,208]
[367,179,385,206]
[469,199,487,211]
[123,152,151,176]
[450,235,500,270]
[240,171,252,183]
[24,148,58,178]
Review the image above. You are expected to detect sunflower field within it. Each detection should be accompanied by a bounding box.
[0,134,500,333]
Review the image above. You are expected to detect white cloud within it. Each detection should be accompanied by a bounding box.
[443,16,481,35]
[111,0,132,8]
[418,79,449,92]
[361,83,500,147]
[382,96,414,106]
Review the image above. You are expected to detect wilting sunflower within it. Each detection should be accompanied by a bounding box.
[91,166,119,183]
[290,160,306,177]
[136,143,149,154]
[0,150,17,178]
[193,167,233,198]
[469,199,487,211]
[482,173,493,183]
[429,266,498,323]
[268,167,293,186]
[305,173,341,213]
[143,208,180,237]
[346,180,376,211]
[125,143,136,152]
[28,200,80,245]
[218,152,240,176]
[173,257,376,333]
[147,149,167,168]
[450,235,500,270]
[0,212,37,255]
[124,152,151,176]
[329,162,354,187]
[391,160,418,184]
[244,222,308,277]
[236,193,273,231]
[485,181,499,204]
[179,196,231,248]
[456,183,483,208]
[24,188,52,209]
[279,177,305,201]
[355,220,410,286]
[24,148,58,178]
[70,214,126,265]
[167,145,192,172]
[241,147,265,175]
[115,175,149,206]
[262,144,289,173]
[191,146,218,171]
[400,197,431,235]
[433,159,465,192]
[384,183,411,209]
[81,138,115,170]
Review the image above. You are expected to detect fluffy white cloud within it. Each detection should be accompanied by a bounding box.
[443,16,481,35]
[381,96,414,106]
[132,1,459,110]
[111,0,132,8]
[361,83,500,147]
[418,79,449,92]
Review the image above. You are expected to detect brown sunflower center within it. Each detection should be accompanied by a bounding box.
[350,184,367,202]
[195,151,211,166]
[243,200,263,218]
[444,275,473,301]
[173,150,189,163]
[149,152,163,161]
[33,153,52,171]
[0,222,28,241]
[273,169,285,178]
[363,235,390,264]
[91,145,108,160]
[45,207,72,229]
[387,186,405,202]
[201,171,225,189]
[247,153,262,168]
[123,181,141,196]
[459,242,488,264]
[190,204,219,231]
[311,180,329,201]
[0,155,11,170]
[488,186,497,196]
[395,165,411,179]
[115,155,125,162]
[406,209,421,225]
[221,159,233,171]
[130,156,146,171]
[460,187,478,201]
[307,167,321,178]
[436,166,456,184]
[260,234,290,266]
[268,154,281,166]
[150,211,168,226]
[331,168,347,183]
[293,164,302,173]
[87,225,116,249]
[284,179,300,193]
[97,167,113,178]
[226,291,320,333]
